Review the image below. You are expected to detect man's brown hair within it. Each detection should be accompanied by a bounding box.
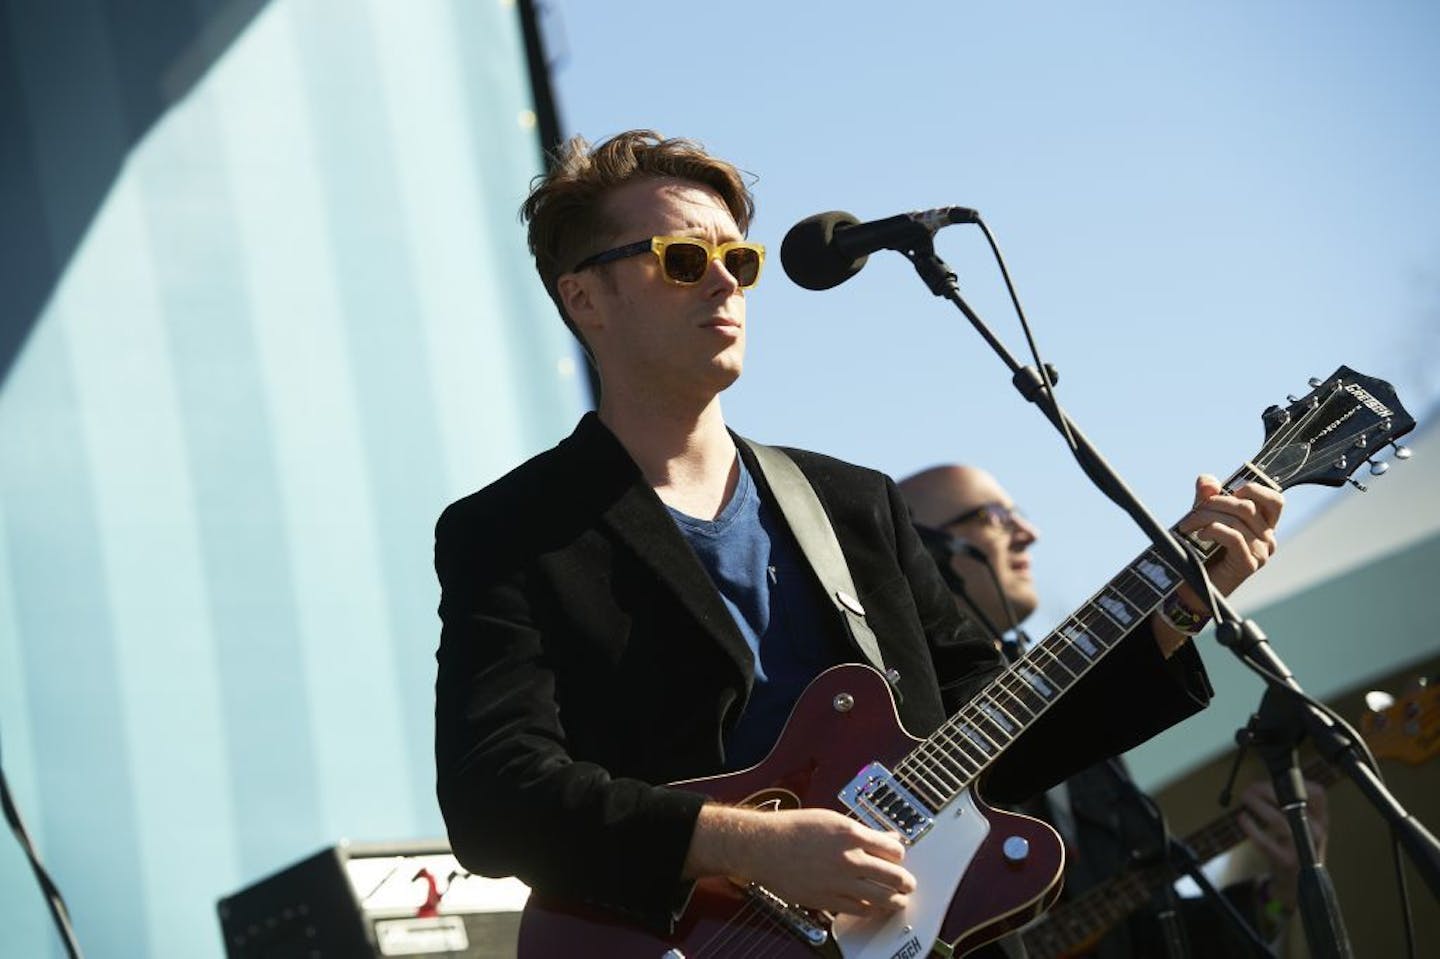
[521,130,756,351]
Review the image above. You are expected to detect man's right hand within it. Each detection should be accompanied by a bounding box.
[683,803,916,917]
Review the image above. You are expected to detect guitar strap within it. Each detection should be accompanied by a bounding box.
[741,439,888,675]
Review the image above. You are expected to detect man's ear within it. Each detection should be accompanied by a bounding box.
[557,272,603,337]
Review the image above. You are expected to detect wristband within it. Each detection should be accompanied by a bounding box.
[1160,592,1210,636]
[1258,876,1293,936]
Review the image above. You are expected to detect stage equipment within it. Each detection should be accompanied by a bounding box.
[217,840,528,958]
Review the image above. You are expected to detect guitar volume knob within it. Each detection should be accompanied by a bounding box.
[1002,835,1030,862]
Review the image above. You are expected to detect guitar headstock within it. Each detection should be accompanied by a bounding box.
[1255,366,1416,491]
[1362,679,1440,766]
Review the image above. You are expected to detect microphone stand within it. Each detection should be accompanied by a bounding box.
[895,232,1439,958]
[1099,758,1189,959]
[1164,833,1278,957]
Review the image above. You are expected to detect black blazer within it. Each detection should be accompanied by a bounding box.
[434,413,1211,927]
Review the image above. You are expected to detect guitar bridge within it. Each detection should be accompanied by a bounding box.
[838,762,935,843]
[741,882,829,946]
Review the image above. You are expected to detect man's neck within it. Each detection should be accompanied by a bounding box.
[598,392,738,520]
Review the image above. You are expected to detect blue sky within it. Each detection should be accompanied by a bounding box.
[544,0,1439,633]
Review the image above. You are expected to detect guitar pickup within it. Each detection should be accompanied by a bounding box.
[838,762,935,843]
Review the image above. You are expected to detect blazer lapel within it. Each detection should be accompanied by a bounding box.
[567,415,757,690]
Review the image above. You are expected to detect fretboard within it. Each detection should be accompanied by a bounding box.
[891,541,1190,810]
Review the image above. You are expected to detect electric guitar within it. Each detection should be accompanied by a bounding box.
[1019,678,1440,958]
[518,366,1415,959]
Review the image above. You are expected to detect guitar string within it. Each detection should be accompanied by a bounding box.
[733,923,803,959]
[688,892,794,959]
[712,900,831,959]
[690,901,786,959]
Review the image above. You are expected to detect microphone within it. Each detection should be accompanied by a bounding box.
[966,542,1031,650]
[781,206,980,291]
[943,535,989,565]
[943,535,1030,646]
[914,526,1007,647]
[916,524,1030,649]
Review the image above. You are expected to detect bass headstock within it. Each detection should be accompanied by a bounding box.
[1256,366,1416,491]
[1362,679,1440,766]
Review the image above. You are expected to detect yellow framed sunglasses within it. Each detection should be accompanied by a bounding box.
[572,235,766,289]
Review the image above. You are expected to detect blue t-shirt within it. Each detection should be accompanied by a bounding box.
[666,459,841,770]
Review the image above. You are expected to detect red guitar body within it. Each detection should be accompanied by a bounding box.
[518,664,1064,958]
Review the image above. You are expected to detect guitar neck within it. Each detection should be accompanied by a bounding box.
[1025,755,1338,956]
[1184,757,1339,863]
[891,464,1276,810]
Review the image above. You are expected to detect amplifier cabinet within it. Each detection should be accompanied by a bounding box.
[217,840,528,958]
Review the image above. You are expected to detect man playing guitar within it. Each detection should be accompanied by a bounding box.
[432,129,1283,957]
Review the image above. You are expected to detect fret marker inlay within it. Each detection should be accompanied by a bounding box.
[1061,624,1098,657]
[959,724,992,753]
[1097,592,1135,626]
[982,703,1015,734]
[1136,557,1175,591]
[1020,668,1054,699]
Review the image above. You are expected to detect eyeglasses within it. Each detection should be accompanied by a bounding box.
[571,235,766,289]
[941,502,1028,533]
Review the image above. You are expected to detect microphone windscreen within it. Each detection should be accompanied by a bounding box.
[948,536,990,564]
[780,211,866,291]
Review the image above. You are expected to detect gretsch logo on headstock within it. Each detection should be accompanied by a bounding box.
[1343,382,1393,418]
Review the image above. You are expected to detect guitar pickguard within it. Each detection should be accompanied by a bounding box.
[833,788,991,958]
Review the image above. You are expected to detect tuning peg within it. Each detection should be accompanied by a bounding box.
[1368,460,1389,476]
[1365,689,1396,712]
[1263,404,1290,425]
[1348,478,1369,492]
[1308,376,1323,388]
[1392,442,1412,460]
[1333,454,1348,471]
